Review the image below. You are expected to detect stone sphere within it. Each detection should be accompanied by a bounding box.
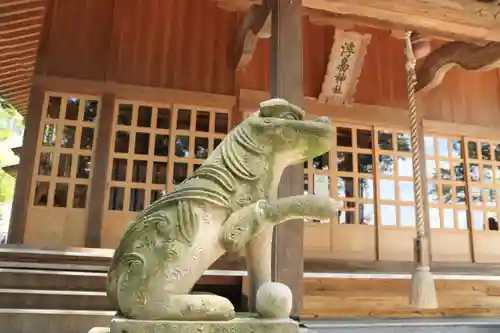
[256,282,293,318]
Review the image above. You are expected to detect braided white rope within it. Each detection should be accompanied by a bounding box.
[404,31,425,237]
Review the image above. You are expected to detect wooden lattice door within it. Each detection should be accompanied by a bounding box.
[101,100,229,248]
[26,93,100,246]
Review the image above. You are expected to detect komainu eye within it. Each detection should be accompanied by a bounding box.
[279,127,297,142]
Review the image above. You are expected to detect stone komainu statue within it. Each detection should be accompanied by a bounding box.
[106,98,339,321]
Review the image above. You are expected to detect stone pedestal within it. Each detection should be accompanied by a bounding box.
[108,314,300,333]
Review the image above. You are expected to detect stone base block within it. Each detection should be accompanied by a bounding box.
[108,314,300,333]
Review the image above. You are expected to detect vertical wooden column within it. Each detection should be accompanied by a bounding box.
[8,84,44,244]
[85,92,115,248]
[269,0,304,318]
[461,136,476,263]
[8,84,45,244]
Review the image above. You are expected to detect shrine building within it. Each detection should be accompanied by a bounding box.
[3,0,500,331]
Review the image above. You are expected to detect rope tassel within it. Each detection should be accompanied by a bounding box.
[404,30,438,309]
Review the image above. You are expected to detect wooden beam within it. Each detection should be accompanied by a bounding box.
[235,2,271,71]
[213,255,500,276]
[33,75,236,110]
[302,0,500,43]
[269,0,305,319]
[416,41,500,92]
[239,89,411,130]
[305,10,459,43]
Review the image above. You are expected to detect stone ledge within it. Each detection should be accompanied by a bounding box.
[109,314,300,333]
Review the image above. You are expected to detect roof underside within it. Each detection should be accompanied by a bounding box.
[0,0,45,115]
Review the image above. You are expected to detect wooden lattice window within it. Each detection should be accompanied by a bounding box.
[304,124,376,225]
[32,94,99,209]
[303,143,332,224]
[171,107,229,188]
[425,135,467,230]
[107,101,230,213]
[374,129,415,228]
[335,125,375,225]
[465,138,500,232]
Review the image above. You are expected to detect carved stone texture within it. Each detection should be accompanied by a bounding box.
[416,41,500,92]
[109,315,299,333]
[104,98,339,322]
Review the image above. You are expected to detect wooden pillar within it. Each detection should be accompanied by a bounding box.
[8,84,44,244]
[85,92,115,248]
[269,0,304,318]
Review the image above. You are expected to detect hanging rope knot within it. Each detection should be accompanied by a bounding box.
[404,31,417,74]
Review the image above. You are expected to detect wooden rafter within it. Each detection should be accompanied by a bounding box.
[0,0,45,115]
[416,41,500,92]
[234,1,272,71]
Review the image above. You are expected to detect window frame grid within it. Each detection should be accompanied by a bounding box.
[106,100,230,213]
[464,137,500,232]
[30,92,100,209]
[373,127,415,228]
[424,133,468,230]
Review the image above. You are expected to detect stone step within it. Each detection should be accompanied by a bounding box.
[0,289,112,311]
[302,318,500,333]
[4,312,500,333]
[0,268,106,291]
[0,245,112,272]
[0,309,114,333]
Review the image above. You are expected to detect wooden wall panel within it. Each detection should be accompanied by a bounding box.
[37,0,115,80]
[238,19,335,98]
[36,2,500,130]
[237,37,270,92]
[420,68,500,128]
[240,23,500,132]
[106,0,238,94]
[354,29,407,110]
[36,0,239,95]
[239,25,408,109]
[303,22,335,99]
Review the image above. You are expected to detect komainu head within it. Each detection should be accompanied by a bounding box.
[248,98,335,163]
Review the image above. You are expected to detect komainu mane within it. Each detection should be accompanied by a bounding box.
[105,98,339,321]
